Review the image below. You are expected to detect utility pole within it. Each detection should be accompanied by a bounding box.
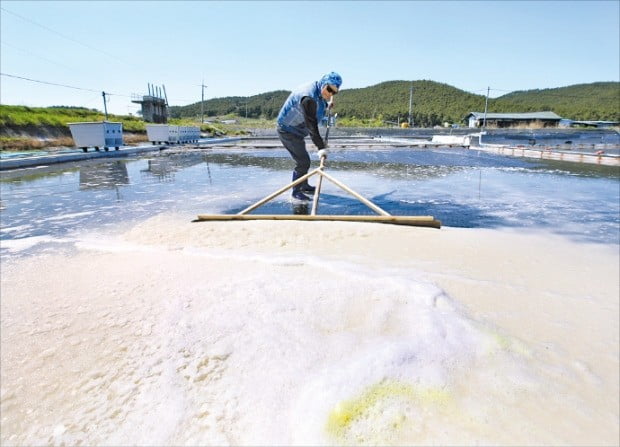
[200,80,207,124]
[408,83,414,127]
[102,91,108,120]
[162,84,169,124]
[483,86,490,128]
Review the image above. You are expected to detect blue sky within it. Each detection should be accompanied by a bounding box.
[1,0,618,115]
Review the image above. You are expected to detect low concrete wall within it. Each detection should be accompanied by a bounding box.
[0,138,242,171]
[472,144,619,167]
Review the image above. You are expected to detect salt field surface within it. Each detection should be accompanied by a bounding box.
[1,143,619,445]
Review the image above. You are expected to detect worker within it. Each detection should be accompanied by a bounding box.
[276,71,342,201]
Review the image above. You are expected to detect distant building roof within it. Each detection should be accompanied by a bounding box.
[569,120,619,125]
[467,111,562,120]
[560,119,619,128]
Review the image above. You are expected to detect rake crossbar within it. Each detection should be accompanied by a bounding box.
[194,213,441,228]
[195,152,441,229]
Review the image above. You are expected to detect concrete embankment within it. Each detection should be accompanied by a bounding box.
[471,143,619,166]
[0,138,242,170]
[467,133,619,167]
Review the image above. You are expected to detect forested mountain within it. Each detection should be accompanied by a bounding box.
[333,80,485,127]
[169,90,290,121]
[492,82,619,121]
[169,81,619,126]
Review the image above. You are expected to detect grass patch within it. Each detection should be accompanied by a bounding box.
[0,133,148,151]
[0,136,73,151]
[0,105,225,151]
[0,104,146,133]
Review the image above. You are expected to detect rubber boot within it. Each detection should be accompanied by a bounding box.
[300,180,316,194]
[295,170,316,194]
[291,170,310,201]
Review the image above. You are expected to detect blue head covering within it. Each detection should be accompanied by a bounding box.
[319,72,342,89]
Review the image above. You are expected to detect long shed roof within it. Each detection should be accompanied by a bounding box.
[467,111,562,120]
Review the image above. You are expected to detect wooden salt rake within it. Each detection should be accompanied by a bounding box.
[195,106,440,228]
[194,149,440,228]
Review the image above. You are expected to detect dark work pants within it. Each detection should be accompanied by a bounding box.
[277,128,311,175]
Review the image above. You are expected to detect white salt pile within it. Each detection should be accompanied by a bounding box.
[1,214,618,446]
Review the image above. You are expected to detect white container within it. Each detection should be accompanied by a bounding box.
[430,135,471,146]
[178,126,200,143]
[168,126,179,143]
[68,122,123,152]
[146,124,179,144]
[145,124,199,144]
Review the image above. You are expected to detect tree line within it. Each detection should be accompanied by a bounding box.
[169,80,619,127]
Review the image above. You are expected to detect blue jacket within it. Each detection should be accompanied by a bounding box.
[276,81,327,137]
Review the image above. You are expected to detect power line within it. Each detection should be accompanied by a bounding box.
[1,72,197,105]
[1,72,100,93]
[1,7,198,104]
[2,8,212,107]
[0,72,129,97]
[0,6,141,69]
[1,40,84,73]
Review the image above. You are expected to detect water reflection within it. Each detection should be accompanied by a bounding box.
[200,147,619,179]
[79,161,129,190]
[201,150,471,181]
[0,146,618,246]
[139,154,210,183]
[292,202,309,215]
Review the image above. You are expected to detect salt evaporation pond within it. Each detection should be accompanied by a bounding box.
[1,145,618,250]
[1,143,618,446]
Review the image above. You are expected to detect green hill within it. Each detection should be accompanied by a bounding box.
[169,80,619,126]
[169,90,290,121]
[493,82,619,121]
[333,80,485,127]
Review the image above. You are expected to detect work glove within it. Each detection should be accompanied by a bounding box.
[317,149,328,159]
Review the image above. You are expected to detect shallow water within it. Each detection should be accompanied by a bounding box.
[1,145,618,253]
[479,128,620,148]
